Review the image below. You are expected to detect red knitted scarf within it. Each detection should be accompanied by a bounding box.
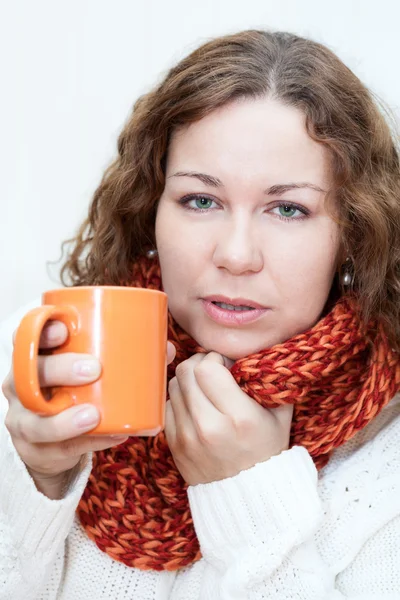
[77,255,400,571]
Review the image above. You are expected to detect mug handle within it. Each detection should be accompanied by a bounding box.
[13,304,80,415]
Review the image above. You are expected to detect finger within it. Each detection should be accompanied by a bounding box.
[13,320,69,350]
[174,355,222,423]
[52,434,129,459]
[193,358,247,414]
[201,351,225,366]
[3,351,99,408]
[38,353,101,387]
[5,348,96,410]
[167,341,176,365]
[166,383,201,451]
[173,353,206,407]
[168,375,191,430]
[164,399,176,447]
[9,403,102,443]
[201,351,235,370]
[39,321,69,349]
[26,434,129,471]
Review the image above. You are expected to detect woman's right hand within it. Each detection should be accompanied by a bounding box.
[1,319,128,499]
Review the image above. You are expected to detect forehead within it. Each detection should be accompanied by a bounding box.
[166,97,331,187]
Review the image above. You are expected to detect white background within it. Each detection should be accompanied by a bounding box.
[1,0,399,321]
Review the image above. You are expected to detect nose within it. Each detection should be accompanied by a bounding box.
[212,215,263,275]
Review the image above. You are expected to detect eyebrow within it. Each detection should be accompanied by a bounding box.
[169,171,326,195]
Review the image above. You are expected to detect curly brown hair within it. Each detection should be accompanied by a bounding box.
[61,29,400,347]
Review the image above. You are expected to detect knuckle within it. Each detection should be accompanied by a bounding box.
[232,415,255,437]
[40,321,68,349]
[1,373,13,399]
[168,376,179,395]
[15,415,34,443]
[194,360,220,383]
[174,361,191,379]
[176,428,196,451]
[193,361,209,379]
[197,424,221,446]
[4,410,15,435]
[59,438,81,459]
[194,413,224,444]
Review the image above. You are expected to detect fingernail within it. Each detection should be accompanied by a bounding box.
[73,406,100,429]
[73,359,100,378]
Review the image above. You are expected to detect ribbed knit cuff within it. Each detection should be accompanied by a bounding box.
[0,424,93,556]
[187,446,323,564]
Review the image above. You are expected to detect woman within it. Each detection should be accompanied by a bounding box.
[1,29,400,599]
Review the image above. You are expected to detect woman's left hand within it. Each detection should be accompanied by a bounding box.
[165,352,294,486]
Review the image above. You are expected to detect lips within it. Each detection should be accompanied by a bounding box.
[201,295,269,326]
[203,295,266,309]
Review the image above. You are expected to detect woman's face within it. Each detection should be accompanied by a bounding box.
[155,97,340,360]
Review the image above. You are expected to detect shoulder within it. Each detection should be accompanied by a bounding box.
[320,393,400,483]
[316,394,400,573]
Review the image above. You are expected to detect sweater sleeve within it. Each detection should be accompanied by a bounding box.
[0,303,93,600]
[179,442,400,600]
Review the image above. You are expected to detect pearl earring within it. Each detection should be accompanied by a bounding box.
[342,257,354,287]
[342,271,353,286]
[146,249,158,259]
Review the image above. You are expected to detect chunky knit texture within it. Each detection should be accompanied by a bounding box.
[1,296,400,599]
[75,255,400,572]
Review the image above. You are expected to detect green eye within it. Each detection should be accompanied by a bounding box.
[279,205,298,218]
[195,197,213,209]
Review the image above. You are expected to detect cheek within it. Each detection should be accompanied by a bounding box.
[281,248,336,291]
[155,203,202,307]
[274,226,339,319]
[155,199,213,275]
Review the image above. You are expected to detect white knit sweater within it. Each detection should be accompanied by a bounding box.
[1,302,400,600]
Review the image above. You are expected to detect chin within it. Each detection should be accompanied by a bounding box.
[204,347,250,362]
[194,332,273,362]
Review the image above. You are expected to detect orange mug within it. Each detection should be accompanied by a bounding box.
[13,286,168,436]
